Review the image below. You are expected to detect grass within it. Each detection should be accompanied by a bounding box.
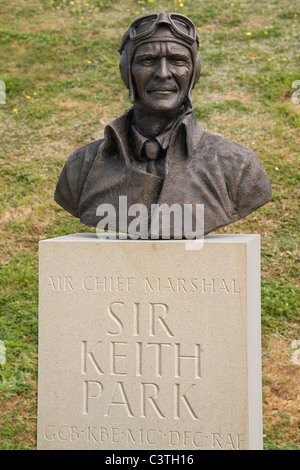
[0,0,299,450]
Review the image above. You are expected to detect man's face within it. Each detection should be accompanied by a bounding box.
[131,41,193,114]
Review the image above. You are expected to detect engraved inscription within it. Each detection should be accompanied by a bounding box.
[46,275,241,294]
[46,275,74,291]
[43,424,245,449]
[144,277,240,294]
[80,300,202,422]
[42,265,246,449]
[81,345,202,419]
[82,276,135,292]
[105,301,175,337]
[81,340,202,379]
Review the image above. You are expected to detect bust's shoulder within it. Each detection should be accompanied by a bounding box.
[195,128,272,215]
[199,130,256,164]
[66,138,104,165]
[54,138,105,217]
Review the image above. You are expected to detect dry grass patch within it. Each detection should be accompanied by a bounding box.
[263,335,300,448]
[0,390,37,450]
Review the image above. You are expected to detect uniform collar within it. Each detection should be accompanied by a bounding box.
[102,106,204,163]
[130,124,172,161]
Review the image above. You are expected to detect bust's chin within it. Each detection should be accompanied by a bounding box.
[133,96,186,117]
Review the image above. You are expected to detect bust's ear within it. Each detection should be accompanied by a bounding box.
[192,51,201,89]
[119,50,136,103]
[119,51,129,88]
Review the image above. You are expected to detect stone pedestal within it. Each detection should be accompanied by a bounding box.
[37,234,263,450]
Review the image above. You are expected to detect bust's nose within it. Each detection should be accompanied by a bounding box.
[153,58,172,79]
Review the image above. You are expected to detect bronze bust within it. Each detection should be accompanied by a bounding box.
[54,13,272,238]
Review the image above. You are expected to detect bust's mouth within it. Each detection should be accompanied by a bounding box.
[147,87,178,95]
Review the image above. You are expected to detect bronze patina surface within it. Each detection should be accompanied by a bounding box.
[54,13,272,237]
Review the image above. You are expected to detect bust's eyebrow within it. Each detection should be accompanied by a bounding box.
[134,50,158,62]
[134,51,190,63]
[169,52,189,59]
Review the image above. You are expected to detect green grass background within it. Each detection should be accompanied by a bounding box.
[0,0,299,450]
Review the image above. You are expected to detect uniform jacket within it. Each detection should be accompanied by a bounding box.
[54,107,272,237]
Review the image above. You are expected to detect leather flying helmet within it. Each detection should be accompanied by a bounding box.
[119,13,201,103]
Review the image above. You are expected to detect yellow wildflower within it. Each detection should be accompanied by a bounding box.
[246,32,252,36]
[13,108,18,113]
[26,95,31,99]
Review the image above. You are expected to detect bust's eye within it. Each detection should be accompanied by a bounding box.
[170,58,188,66]
[140,58,156,65]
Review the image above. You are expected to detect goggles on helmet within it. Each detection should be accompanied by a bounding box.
[119,12,199,52]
